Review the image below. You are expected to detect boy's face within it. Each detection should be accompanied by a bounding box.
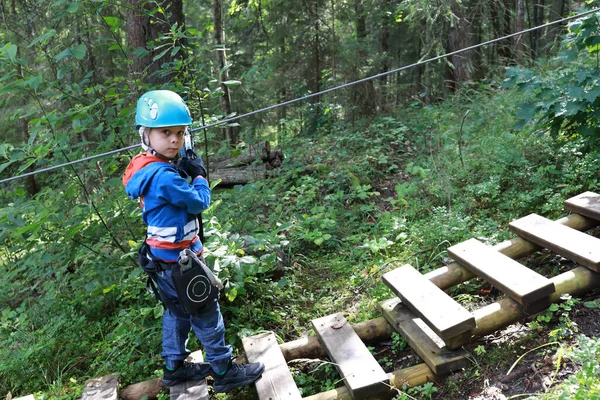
[147,126,186,159]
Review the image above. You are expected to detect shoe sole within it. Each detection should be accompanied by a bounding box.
[213,365,265,393]
[162,375,211,387]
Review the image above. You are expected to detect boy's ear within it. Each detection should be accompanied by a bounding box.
[139,127,150,150]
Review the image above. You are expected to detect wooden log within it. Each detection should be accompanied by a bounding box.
[279,317,395,361]
[302,363,435,400]
[210,164,266,186]
[120,378,163,400]
[80,374,118,400]
[445,265,600,349]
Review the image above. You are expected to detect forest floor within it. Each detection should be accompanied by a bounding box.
[425,293,598,400]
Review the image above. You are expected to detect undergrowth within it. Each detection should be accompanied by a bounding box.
[2,63,600,399]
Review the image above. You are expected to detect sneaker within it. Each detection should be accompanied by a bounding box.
[162,361,213,387]
[213,360,265,393]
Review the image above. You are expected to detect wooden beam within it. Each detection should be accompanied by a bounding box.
[383,265,475,340]
[242,332,302,400]
[312,313,390,399]
[509,214,600,272]
[81,374,119,400]
[448,238,555,304]
[379,298,469,375]
[564,191,600,220]
[425,213,598,290]
[170,351,209,400]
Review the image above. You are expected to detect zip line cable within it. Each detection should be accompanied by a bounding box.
[2,7,599,185]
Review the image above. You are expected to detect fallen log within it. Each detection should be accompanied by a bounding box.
[208,141,283,187]
[302,363,436,400]
[119,378,164,400]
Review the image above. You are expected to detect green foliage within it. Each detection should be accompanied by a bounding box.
[528,295,580,340]
[504,10,600,138]
[394,382,439,400]
[552,335,600,399]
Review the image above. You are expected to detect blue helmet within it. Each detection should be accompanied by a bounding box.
[135,90,192,129]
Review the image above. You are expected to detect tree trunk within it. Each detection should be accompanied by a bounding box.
[350,0,377,118]
[125,0,185,84]
[545,0,566,53]
[497,0,514,61]
[447,0,474,89]
[530,0,544,59]
[213,0,236,145]
[515,0,526,64]
[378,0,392,110]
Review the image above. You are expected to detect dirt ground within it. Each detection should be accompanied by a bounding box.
[430,291,600,400]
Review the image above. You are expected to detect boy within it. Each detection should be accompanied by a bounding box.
[122,90,264,392]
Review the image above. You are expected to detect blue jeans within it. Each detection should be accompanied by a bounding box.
[153,268,232,373]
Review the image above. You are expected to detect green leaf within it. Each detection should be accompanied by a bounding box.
[152,47,170,61]
[5,44,17,61]
[55,44,86,62]
[70,44,86,60]
[583,301,599,309]
[103,16,119,31]
[28,30,56,48]
[66,2,79,13]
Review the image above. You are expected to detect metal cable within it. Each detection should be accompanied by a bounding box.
[2,7,599,185]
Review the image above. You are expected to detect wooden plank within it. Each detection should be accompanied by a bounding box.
[564,191,600,221]
[509,213,600,272]
[382,265,476,340]
[312,313,390,399]
[242,332,302,400]
[81,374,118,400]
[379,298,469,375]
[170,351,209,400]
[448,238,555,304]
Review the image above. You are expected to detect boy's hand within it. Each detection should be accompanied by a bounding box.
[178,156,207,179]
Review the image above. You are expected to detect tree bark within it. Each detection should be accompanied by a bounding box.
[125,0,185,84]
[213,0,236,145]
[545,0,566,53]
[447,0,474,89]
[350,0,377,118]
[515,0,526,63]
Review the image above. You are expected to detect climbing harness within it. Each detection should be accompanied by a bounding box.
[137,242,222,317]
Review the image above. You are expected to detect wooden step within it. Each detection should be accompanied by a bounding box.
[509,213,600,272]
[170,351,209,400]
[242,332,302,400]
[382,265,476,341]
[448,238,555,304]
[312,313,390,398]
[81,374,118,400]
[379,298,469,375]
[565,191,600,221]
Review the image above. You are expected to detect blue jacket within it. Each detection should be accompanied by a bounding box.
[123,153,210,262]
